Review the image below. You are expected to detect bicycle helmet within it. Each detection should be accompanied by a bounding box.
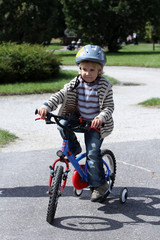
[76,44,106,66]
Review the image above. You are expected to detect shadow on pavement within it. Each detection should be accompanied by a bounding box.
[1,185,159,231]
[52,186,160,231]
[52,193,160,231]
[0,185,75,198]
[53,215,123,231]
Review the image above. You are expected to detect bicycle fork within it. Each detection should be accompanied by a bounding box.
[48,156,70,195]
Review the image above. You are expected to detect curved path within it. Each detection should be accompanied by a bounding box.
[0,66,160,153]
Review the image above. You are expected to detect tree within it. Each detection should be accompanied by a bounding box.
[61,0,160,52]
[145,0,160,49]
[0,0,66,44]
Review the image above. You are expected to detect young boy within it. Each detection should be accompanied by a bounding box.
[38,45,114,202]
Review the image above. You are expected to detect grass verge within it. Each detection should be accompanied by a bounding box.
[138,98,160,107]
[0,129,18,147]
[0,70,118,95]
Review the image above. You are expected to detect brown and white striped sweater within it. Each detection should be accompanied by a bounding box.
[42,75,114,138]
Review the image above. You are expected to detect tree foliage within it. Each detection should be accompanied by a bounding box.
[61,0,160,51]
[0,0,66,44]
[0,0,160,51]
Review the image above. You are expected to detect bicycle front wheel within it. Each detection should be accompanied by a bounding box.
[101,149,116,196]
[46,165,63,224]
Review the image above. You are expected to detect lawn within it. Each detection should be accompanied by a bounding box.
[0,70,77,95]
[52,43,160,67]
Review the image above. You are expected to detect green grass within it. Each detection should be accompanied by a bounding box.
[119,44,160,52]
[138,98,160,107]
[45,43,62,51]
[53,44,160,67]
[0,70,76,95]
[0,129,18,147]
[54,50,77,65]
[0,70,118,95]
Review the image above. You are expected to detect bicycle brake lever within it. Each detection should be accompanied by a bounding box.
[35,117,41,121]
[35,117,47,121]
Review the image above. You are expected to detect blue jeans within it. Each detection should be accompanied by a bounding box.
[57,117,105,187]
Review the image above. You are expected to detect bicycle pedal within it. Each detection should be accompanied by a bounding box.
[98,190,110,203]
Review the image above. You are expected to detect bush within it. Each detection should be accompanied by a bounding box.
[0,42,61,84]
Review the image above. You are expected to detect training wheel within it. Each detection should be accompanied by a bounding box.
[120,187,128,204]
[73,187,83,197]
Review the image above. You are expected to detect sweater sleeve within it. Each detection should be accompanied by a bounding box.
[41,88,65,112]
[97,88,114,123]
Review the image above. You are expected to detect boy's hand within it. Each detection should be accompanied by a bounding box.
[38,108,48,119]
[91,117,102,129]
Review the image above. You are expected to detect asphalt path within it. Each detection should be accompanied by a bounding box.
[0,66,160,240]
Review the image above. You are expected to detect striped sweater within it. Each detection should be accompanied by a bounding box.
[77,77,100,121]
[42,75,114,138]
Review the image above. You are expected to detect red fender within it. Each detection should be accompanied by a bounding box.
[72,165,89,190]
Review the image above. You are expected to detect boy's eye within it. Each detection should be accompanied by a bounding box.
[82,68,95,72]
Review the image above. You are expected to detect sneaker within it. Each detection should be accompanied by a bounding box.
[91,181,109,202]
[72,143,82,156]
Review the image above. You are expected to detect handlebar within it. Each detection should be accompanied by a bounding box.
[35,109,94,132]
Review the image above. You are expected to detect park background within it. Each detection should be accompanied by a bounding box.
[0,0,160,148]
[0,2,160,239]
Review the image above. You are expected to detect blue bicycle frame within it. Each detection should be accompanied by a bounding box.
[62,139,88,181]
[62,139,110,182]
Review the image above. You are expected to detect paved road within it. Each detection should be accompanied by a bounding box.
[0,67,160,240]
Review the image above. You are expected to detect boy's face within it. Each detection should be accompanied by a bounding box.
[80,62,100,83]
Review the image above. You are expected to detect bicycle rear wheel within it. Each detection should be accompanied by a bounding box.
[46,165,63,224]
[101,149,116,197]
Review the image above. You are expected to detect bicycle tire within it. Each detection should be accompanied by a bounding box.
[101,149,116,197]
[46,165,63,224]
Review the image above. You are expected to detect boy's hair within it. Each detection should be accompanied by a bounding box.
[79,61,103,76]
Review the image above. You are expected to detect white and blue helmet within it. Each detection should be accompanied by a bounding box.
[76,44,106,66]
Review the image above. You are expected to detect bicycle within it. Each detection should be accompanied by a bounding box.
[35,110,128,224]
